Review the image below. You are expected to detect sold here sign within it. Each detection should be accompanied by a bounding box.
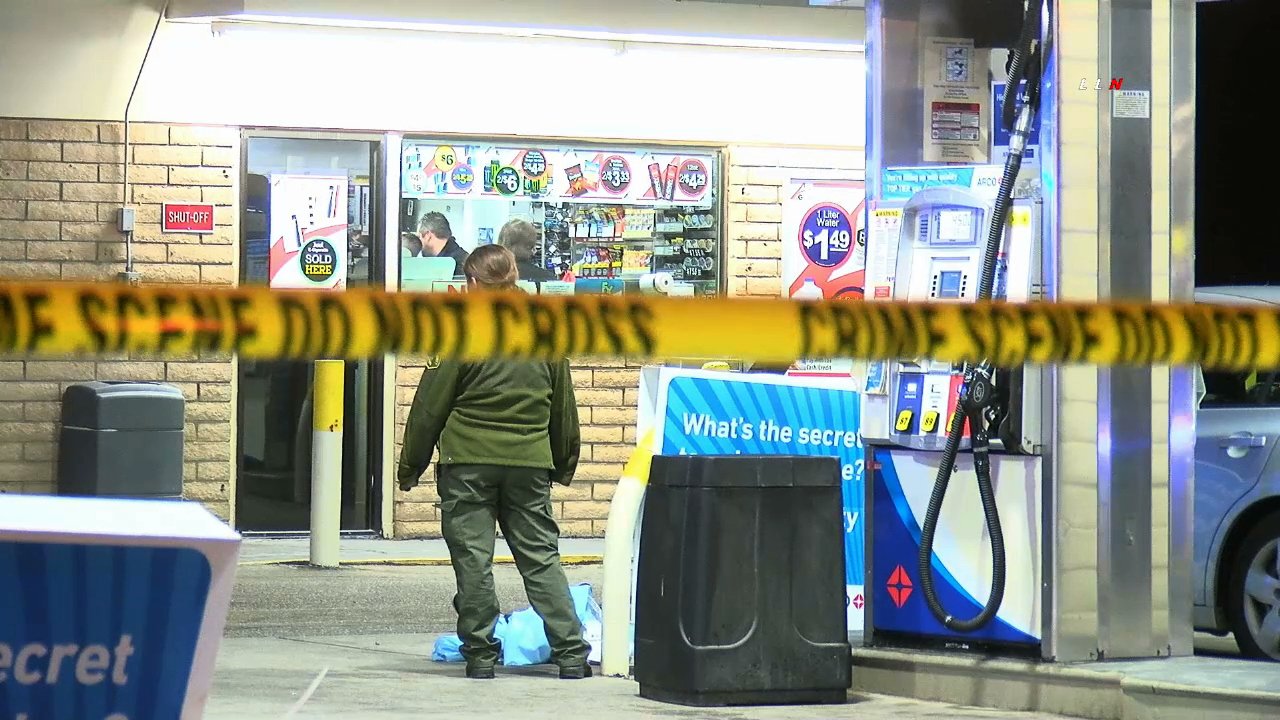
[161,203,216,234]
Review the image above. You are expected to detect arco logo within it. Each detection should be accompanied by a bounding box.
[887,565,914,608]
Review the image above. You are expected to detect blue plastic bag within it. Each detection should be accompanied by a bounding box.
[432,583,601,666]
[431,615,509,662]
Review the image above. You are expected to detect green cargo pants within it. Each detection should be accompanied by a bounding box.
[438,463,590,669]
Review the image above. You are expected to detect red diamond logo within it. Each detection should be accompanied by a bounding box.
[887,565,914,608]
[852,593,865,609]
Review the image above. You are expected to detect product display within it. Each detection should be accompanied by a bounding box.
[401,141,722,296]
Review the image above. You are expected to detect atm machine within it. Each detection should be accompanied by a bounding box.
[861,0,1053,654]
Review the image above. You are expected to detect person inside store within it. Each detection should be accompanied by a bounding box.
[397,244,591,681]
[418,211,470,276]
[498,218,557,282]
[401,231,424,257]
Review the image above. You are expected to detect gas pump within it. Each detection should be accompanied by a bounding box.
[862,0,1051,651]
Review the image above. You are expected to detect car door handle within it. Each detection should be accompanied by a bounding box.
[1221,433,1267,449]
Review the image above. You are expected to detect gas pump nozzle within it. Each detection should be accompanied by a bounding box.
[917,0,1047,634]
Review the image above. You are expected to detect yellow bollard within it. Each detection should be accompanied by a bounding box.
[601,429,657,676]
[310,360,345,568]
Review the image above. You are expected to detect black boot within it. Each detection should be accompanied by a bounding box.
[466,664,495,679]
[558,663,592,680]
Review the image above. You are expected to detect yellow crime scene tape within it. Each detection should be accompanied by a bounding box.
[0,281,1276,370]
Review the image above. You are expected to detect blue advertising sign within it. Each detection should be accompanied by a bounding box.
[0,495,240,720]
[656,372,865,629]
[992,81,1040,161]
[0,542,211,720]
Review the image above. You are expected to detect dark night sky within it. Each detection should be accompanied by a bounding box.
[1196,0,1280,286]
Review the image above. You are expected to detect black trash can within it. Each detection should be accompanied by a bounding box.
[57,381,185,499]
[634,454,852,707]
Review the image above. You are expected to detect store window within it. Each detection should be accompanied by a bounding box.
[398,140,722,296]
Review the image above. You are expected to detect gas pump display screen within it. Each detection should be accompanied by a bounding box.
[938,271,963,298]
[935,208,976,244]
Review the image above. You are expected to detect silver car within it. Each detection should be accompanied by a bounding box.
[1194,286,1280,660]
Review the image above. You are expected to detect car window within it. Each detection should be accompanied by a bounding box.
[1199,368,1280,407]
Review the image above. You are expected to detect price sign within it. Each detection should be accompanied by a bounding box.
[522,150,548,178]
[799,204,853,268]
[677,159,709,199]
[493,166,521,196]
[434,146,458,172]
[451,164,475,191]
[300,238,338,282]
[600,156,632,195]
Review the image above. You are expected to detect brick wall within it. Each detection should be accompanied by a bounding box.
[392,357,641,538]
[0,118,239,520]
[724,146,865,298]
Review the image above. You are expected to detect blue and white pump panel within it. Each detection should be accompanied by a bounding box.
[861,164,1045,648]
[871,448,1042,645]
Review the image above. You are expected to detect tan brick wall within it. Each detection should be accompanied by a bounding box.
[392,356,643,539]
[0,119,239,519]
[724,146,865,297]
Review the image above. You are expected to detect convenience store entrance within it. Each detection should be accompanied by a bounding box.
[235,133,386,534]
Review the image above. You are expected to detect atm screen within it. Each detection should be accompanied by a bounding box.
[938,271,963,298]
[936,208,974,243]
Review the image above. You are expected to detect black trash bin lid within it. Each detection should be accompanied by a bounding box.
[648,454,841,489]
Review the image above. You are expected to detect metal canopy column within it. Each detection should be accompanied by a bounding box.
[1046,0,1194,663]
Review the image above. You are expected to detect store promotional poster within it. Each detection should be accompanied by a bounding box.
[268,174,350,290]
[401,143,716,209]
[649,369,866,631]
[781,179,867,300]
[782,178,866,378]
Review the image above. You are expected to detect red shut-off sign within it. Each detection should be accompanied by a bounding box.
[162,203,216,234]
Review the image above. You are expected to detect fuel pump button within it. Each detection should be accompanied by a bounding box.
[922,410,940,433]
[895,410,915,433]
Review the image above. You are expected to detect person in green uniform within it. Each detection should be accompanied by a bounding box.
[397,244,591,680]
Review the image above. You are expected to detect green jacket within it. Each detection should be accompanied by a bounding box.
[397,357,581,488]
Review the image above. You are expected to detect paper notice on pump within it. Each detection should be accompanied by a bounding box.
[920,37,990,163]
[1112,90,1151,119]
[866,206,903,299]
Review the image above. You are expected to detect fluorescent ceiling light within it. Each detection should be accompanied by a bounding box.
[216,13,864,52]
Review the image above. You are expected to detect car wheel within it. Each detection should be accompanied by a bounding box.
[1227,512,1280,661]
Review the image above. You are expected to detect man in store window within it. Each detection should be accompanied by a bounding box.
[499,219,557,282]
[401,232,424,258]
[419,211,470,277]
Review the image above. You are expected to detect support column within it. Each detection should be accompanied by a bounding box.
[1047,0,1194,662]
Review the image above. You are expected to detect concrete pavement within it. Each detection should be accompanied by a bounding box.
[225,561,606,637]
[237,536,606,565]
[214,561,1077,718]
[213,550,1262,719]
[205,632,1077,719]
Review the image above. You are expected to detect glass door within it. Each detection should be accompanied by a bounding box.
[237,135,385,533]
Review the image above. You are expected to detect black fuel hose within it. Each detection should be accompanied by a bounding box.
[917,0,1045,634]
